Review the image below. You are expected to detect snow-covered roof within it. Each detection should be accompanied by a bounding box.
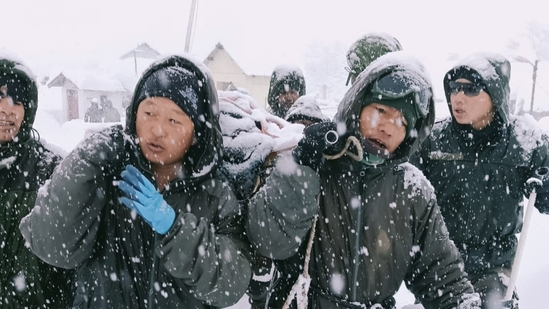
[120,43,161,60]
[202,42,271,77]
[47,69,133,92]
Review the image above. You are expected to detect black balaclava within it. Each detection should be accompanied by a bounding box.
[134,66,207,140]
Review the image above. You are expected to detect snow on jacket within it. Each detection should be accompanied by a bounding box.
[218,90,303,200]
[256,52,480,309]
[411,53,549,273]
[0,55,73,309]
[19,55,252,309]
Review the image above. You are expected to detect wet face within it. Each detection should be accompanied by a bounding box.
[136,97,195,168]
[277,89,300,108]
[359,103,406,154]
[0,97,25,144]
[449,78,494,130]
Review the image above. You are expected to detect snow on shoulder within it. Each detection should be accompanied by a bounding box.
[512,113,546,157]
[401,162,435,200]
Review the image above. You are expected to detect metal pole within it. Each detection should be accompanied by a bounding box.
[504,190,536,302]
[184,0,198,53]
[133,51,137,75]
[503,166,547,303]
[529,59,539,113]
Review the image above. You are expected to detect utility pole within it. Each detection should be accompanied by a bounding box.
[530,59,539,113]
[133,50,137,75]
[184,0,198,53]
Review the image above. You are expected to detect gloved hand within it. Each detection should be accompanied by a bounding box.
[292,122,348,172]
[525,166,549,195]
[118,165,176,234]
[531,167,549,214]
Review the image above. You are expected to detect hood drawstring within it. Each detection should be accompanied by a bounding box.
[281,211,317,309]
[322,135,363,162]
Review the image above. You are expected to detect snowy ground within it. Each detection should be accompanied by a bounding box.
[34,90,549,308]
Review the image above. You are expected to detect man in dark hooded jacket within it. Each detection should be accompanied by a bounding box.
[247,51,482,309]
[20,54,252,309]
[0,54,73,308]
[267,64,306,118]
[411,52,549,309]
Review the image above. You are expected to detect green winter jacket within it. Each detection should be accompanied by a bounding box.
[411,53,549,274]
[253,52,479,309]
[19,55,252,309]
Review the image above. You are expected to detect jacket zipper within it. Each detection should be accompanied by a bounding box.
[350,176,364,301]
[147,233,159,309]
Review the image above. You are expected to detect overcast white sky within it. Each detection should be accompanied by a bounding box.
[5,0,545,71]
[5,0,549,103]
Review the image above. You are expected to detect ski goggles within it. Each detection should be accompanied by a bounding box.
[370,71,431,117]
[448,80,486,97]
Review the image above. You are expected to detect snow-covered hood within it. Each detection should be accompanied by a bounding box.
[267,64,306,118]
[334,51,435,160]
[443,52,511,123]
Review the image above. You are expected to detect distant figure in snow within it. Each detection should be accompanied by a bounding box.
[84,97,103,122]
[267,64,306,118]
[19,54,252,308]
[411,52,549,309]
[0,52,73,308]
[345,32,403,86]
[285,95,330,127]
[248,51,482,309]
[103,99,121,122]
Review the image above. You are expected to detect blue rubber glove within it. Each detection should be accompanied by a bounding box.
[118,165,176,234]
